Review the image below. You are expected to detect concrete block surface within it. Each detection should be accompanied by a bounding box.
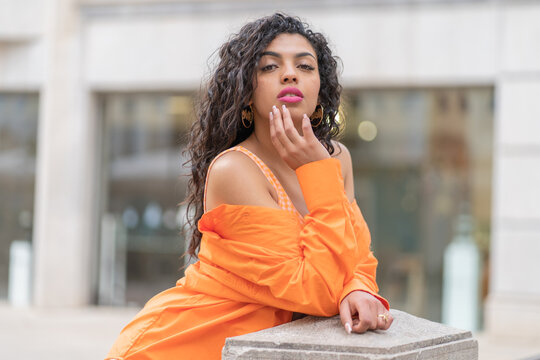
[222,309,477,359]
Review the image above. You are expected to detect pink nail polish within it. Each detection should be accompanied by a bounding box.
[282,105,286,111]
[272,105,277,111]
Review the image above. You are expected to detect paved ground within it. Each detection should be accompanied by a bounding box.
[1,302,539,360]
[0,302,139,360]
[475,332,540,360]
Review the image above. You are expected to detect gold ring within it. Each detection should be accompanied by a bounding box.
[378,314,388,323]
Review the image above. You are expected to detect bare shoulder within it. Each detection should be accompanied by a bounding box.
[205,150,281,212]
[330,140,355,201]
[330,140,353,174]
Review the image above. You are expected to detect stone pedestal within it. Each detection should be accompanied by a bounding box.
[222,310,477,360]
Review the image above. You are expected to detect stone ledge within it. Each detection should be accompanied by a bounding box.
[222,309,478,359]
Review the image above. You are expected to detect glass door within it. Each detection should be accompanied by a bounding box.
[0,93,39,301]
[98,93,193,306]
[341,87,494,323]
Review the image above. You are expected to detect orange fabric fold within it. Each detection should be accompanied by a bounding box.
[106,158,388,360]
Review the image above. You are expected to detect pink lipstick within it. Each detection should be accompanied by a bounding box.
[277,87,303,103]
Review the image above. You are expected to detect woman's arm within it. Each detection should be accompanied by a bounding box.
[332,141,393,332]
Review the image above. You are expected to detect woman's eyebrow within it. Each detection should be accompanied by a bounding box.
[261,51,316,59]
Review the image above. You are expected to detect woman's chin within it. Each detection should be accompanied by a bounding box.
[288,109,309,123]
[290,116,305,125]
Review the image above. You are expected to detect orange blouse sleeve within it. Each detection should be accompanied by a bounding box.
[339,202,390,310]
[197,158,387,316]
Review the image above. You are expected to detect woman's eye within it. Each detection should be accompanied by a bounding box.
[261,64,277,71]
[298,64,315,71]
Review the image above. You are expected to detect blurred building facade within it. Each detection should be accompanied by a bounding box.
[0,0,538,338]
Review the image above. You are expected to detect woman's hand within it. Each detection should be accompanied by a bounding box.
[339,290,393,334]
[269,105,330,170]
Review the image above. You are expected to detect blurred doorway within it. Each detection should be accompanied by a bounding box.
[341,87,493,322]
[0,93,39,300]
[98,93,193,306]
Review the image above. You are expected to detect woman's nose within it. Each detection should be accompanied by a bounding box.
[281,65,297,83]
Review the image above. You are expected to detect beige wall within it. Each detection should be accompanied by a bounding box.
[487,2,540,337]
[82,2,499,88]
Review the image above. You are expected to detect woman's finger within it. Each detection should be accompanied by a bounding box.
[271,106,291,149]
[368,301,380,330]
[379,310,393,330]
[272,106,295,151]
[281,105,302,144]
[386,312,394,329]
[269,110,288,159]
[376,312,388,330]
[375,301,392,330]
[339,300,353,334]
[301,114,329,158]
[301,114,317,141]
[353,301,376,333]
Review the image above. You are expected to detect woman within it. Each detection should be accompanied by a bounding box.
[106,13,393,360]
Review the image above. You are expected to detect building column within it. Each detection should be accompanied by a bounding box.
[33,0,97,307]
[486,3,540,336]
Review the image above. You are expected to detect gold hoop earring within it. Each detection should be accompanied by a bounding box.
[241,104,254,128]
[310,104,324,127]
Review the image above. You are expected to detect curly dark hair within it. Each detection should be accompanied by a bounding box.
[183,13,343,257]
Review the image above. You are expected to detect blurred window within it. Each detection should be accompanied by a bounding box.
[98,93,193,306]
[97,88,494,317]
[0,93,39,299]
[340,88,493,322]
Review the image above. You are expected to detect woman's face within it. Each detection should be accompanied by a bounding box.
[251,33,320,125]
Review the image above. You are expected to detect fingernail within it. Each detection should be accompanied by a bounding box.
[345,323,352,334]
[269,112,273,120]
[282,104,286,111]
[272,105,277,111]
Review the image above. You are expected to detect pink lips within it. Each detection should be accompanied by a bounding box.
[277,87,304,103]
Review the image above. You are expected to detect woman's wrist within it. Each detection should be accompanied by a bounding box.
[295,158,347,211]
